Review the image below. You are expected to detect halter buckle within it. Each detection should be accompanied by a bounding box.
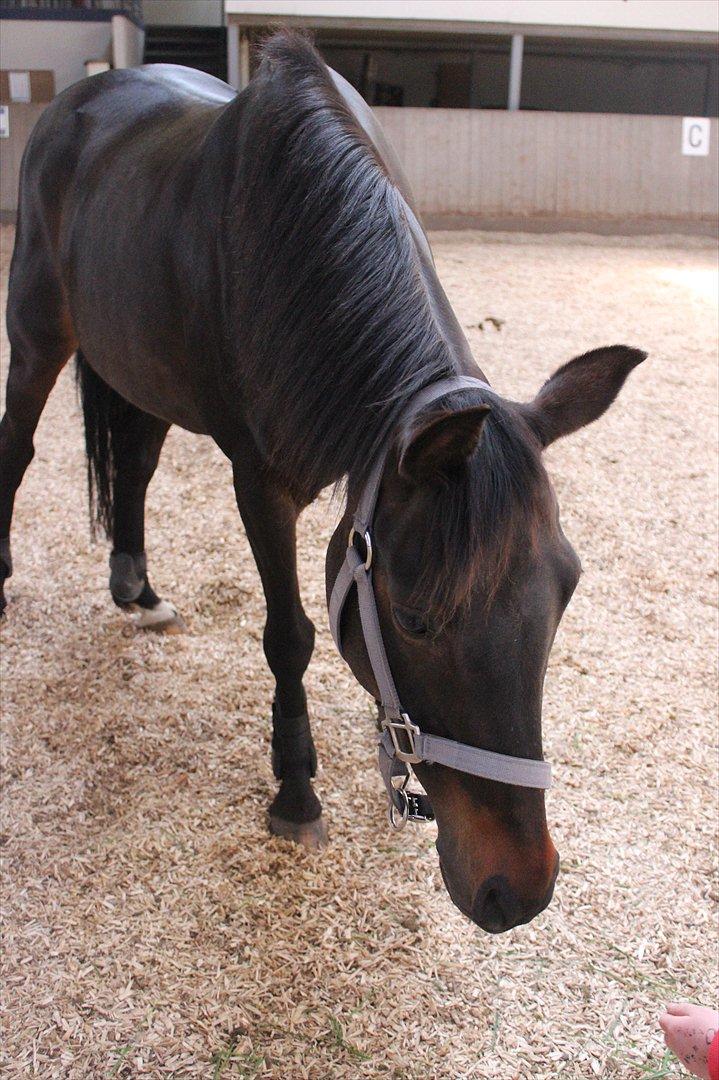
[384,713,423,764]
[404,790,435,822]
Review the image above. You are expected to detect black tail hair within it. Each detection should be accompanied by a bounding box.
[75,350,131,540]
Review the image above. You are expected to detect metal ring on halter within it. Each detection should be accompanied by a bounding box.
[388,787,409,830]
[348,527,373,570]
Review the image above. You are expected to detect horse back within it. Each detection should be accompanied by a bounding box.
[8,50,452,439]
[10,66,234,431]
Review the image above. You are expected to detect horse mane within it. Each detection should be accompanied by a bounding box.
[228,31,550,618]
[227,31,454,491]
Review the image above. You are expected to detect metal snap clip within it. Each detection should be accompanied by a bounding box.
[388,788,409,830]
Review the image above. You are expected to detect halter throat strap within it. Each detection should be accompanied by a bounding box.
[327,375,552,829]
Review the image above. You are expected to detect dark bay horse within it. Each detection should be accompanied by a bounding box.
[0,32,646,932]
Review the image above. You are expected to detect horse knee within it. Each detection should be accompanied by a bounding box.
[264,611,315,679]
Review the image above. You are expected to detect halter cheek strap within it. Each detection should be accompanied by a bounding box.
[327,375,552,830]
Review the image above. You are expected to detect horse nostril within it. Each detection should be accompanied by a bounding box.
[472,875,520,934]
[480,888,506,931]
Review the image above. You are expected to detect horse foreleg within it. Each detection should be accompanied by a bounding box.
[231,445,326,849]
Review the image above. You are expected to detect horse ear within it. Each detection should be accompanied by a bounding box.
[519,345,647,448]
[399,405,490,484]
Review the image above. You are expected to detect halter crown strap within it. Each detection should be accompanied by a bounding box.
[327,374,552,830]
[329,374,486,657]
[351,375,489,538]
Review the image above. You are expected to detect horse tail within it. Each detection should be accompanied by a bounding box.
[75,350,130,540]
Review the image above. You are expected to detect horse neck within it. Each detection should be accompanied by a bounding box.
[217,93,484,499]
[415,251,485,381]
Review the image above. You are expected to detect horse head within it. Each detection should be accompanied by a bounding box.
[327,344,645,932]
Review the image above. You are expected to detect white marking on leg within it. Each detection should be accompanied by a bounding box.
[131,598,177,628]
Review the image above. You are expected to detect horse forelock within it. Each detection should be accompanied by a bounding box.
[401,393,552,624]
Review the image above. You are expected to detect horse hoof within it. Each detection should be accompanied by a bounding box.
[269,813,328,850]
[131,599,186,634]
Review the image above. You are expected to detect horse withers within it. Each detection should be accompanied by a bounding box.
[0,32,646,932]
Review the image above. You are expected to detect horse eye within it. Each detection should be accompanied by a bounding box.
[393,607,428,636]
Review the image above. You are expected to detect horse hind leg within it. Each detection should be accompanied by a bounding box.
[0,164,80,615]
[75,351,183,633]
[0,340,73,616]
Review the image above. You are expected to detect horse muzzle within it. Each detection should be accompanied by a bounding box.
[437,834,560,933]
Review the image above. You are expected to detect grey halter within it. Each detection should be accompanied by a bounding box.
[328,375,552,829]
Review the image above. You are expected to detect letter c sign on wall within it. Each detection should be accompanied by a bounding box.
[682,117,710,156]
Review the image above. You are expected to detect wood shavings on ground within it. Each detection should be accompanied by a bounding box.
[1,225,717,1078]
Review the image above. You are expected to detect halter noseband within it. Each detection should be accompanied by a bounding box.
[328,375,552,830]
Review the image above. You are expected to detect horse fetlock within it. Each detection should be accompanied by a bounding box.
[109,550,147,604]
[268,707,325,847]
[271,704,317,780]
[109,550,184,633]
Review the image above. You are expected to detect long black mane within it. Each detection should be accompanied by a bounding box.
[228,32,456,493]
[229,32,549,615]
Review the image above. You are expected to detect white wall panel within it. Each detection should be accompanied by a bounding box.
[375,107,718,222]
